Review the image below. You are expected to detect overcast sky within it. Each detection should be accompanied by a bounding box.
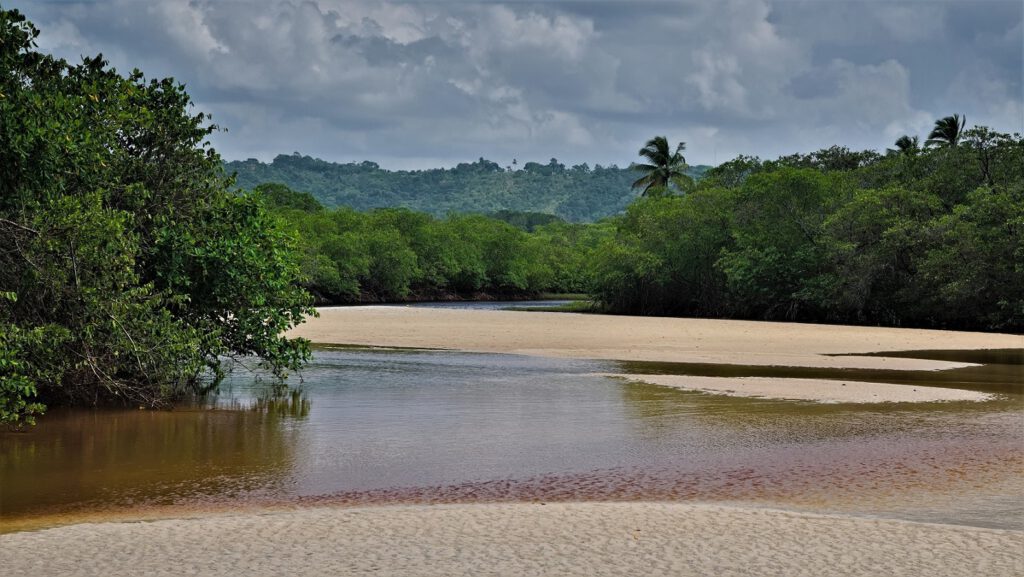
[19,0,1024,169]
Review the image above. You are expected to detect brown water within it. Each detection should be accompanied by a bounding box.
[1,348,1022,533]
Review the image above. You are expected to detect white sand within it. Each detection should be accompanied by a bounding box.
[608,374,993,403]
[2,503,1020,577]
[289,307,1021,403]
[292,307,1022,371]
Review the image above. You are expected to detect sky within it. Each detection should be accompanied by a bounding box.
[17,0,1024,169]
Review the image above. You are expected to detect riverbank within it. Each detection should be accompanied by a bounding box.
[289,306,1021,402]
[3,502,1020,577]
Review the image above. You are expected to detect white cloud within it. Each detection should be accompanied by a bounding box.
[875,4,946,43]
[152,0,227,59]
[18,0,1023,167]
[475,5,595,62]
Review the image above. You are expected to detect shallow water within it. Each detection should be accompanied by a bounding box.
[620,348,1024,395]
[1,348,1021,532]
[408,299,576,310]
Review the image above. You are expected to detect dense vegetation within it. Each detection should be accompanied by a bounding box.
[0,10,313,425]
[592,132,1024,331]
[256,184,611,303]
[227,154,710,222]
[251,122,1022,333]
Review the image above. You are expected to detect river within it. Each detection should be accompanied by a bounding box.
[2,343,1021,533]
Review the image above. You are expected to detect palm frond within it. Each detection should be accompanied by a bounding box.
[632,136,690,196]
[631,163,660,172]
[926,114,965,148]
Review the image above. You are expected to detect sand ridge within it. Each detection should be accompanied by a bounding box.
[606,374,993,403]
[289,306,1022,403]
[2,502,1021,577]
[292,306,1022,370]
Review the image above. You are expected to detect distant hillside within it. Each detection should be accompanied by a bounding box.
[225,154,711,222]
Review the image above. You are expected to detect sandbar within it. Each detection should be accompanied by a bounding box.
[2,503,1020,577]
[608,374,993,403]
[289,306,1021,402]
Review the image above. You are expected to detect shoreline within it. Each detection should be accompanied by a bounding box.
[3,502,1021,576]
[289,306,1022,403]
[605,374,994,403]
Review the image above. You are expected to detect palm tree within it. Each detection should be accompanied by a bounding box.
[888,134,919,156]
[631,136,690,195]
[925,114,966,148]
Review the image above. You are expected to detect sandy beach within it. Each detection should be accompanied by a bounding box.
[3,503,1021,577]
[6,307,1020,575]
[292,306,1022,369]
[290,306,1021,402]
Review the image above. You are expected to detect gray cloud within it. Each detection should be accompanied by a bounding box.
[19,0,1024,168]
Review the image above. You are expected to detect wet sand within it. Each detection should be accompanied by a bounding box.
[291,306,1022,402]
[607,374,993,403]
[3,503,1020,577]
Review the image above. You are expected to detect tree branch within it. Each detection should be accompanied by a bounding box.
[0,218,39,235]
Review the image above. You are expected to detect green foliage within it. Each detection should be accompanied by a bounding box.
[0,294,47,426]
[253,183,323,213]
[817,186,941,323]
[265,195,612,303]
[631,136,693,196]
[225,154,710,223]
[916,186,1024,330]
[926,114,967,148]
[591,191,734,316]
[718,168,847,319]
[490,210,565,232]
[591,125,1024,331]
[0,9,313,423]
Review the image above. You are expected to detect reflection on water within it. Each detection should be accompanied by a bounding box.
[0,407,302,527]
[1,348,1022,532]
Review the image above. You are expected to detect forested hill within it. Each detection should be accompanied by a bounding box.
[225,154,711,222]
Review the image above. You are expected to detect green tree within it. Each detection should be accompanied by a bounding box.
[917,186,1024,329]
[817,186,940,323]
[926,114,966,148]
[0,9,313,422]
[716,168,843,319]
[888,135,920,156]
[960,127,1022,188]
[253,183,323,212]
[631,136,693,196]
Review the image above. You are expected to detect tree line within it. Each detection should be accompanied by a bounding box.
[592,122,1023,331]
[0,10,312,425]
[227,153,709,223]
[253,120,1015,334]
[256,184,611,303]
[258,117,1022,336]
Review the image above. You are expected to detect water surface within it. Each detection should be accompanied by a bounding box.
[407,299,576,310]
[2,348,1021,532]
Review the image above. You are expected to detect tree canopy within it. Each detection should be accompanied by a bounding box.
[591,126,1024,331]
[226,154,710,222]
[0,9,313,425]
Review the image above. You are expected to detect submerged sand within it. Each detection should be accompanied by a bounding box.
[3,503,1021,577]
[290,306,1021,403]
[608,374,993,403]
